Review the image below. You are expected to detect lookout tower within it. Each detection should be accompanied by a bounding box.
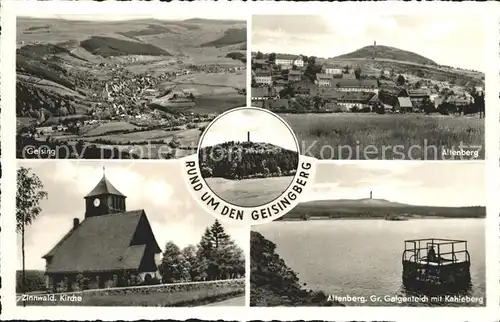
[372,41,376,60]
[370,190,373,199]
[247,131,250,142]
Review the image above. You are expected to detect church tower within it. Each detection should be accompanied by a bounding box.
[84,167,127,218]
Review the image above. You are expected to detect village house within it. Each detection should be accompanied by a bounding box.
[336,92,376,110]
[251,87,278,101]
[337,79,379,94]
[408,89,430,107]
[378,87,409,106]
[379,79,396,88]
[314,88,344,101]
[342,73,357,80]
[447,96,470,107]
[253,58,269,67]
[263,98,289,110]
[293,82,317,96]
[253,72,273,85]
[322,64,343,75]
[395,97,413,113]
[316,73,334,87]
[275,54,304,68]
[288,69,302,82]
[42,173,162,292]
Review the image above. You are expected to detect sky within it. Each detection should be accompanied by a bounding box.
[301,162,485,207]
[20,12,247,21]
[200,109,298,151]
[252,15,485,72]
[17,161,248,271]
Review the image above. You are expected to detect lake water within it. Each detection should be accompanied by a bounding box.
[254,219,485,307]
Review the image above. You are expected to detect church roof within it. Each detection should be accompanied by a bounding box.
[85,175,125,198]
[43,210,161,273]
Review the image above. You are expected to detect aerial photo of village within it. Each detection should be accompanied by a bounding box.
[16,14,246,159]
[251,15,485,160]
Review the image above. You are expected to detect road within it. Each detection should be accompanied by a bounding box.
[202,295,245,307]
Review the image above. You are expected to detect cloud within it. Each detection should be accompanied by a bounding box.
[305,162,484,207]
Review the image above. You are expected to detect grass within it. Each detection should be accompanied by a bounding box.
[281,113,484,160]
[205,176,294,207]
[82,121,140,137]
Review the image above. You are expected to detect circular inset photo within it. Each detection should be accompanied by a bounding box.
[198,107,299,207]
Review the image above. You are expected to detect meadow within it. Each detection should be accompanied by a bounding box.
[281,113,484,160]
[205,176,294,207]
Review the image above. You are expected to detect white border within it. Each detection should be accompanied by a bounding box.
[2,1,499,321]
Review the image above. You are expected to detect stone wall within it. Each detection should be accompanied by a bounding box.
[50,278,244,300]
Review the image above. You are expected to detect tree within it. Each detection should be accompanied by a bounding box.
[195,220,244,280]
[421,97,435,115]
[396,75,406,86]
[279,84,296,99]
[16,167,48,294]
[268,53,276,63]
[256,51,264,59]
[159,241,187,283]
[354,67,362,80]
[181,245,198,281]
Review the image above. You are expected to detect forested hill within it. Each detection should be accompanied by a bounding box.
[198,141,298,180]
[336,45,437,66]
[280,198,486,220]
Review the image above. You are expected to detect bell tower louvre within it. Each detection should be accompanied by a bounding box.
[84,167,127,218]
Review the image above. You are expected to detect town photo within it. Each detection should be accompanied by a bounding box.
[16,13,246,159]
[251,162,485,307]
[251,15,485,160]
[198,108,299,207]
[16,161,246,306]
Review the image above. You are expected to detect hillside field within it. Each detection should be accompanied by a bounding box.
[205,176,294,207]
[281,113,484,160]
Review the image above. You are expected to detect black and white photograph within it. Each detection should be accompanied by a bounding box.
[251,162,485,307]
[16,13,246,159]
[16,161,246,307]
[251,15,485,161]
[198,108,299,207]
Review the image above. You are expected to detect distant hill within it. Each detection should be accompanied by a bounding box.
[80,36,171,57]
[201,28,246,47]
[198,141,298,180]
[281,198,486,220]
[183,18,245,25]
[336,45,437,66]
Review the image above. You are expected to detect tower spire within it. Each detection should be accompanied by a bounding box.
[103,165,106,178]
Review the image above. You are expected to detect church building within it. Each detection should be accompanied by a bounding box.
[42,170,162,292]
